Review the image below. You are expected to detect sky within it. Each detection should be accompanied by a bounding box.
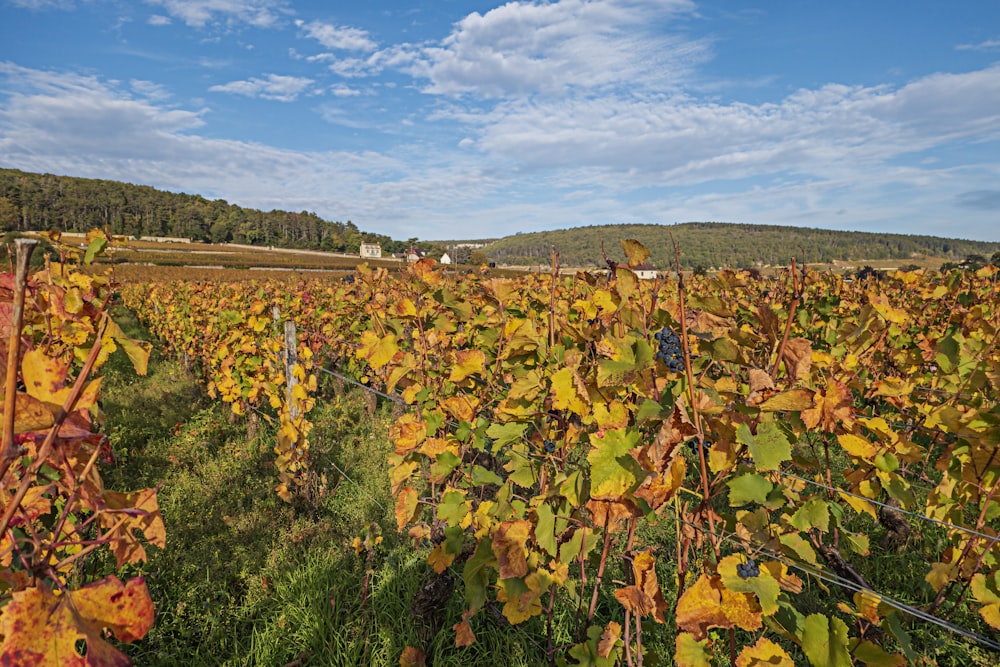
[1,1,999,243]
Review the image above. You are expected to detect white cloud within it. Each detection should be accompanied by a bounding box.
[147,14,172,26]
[8,0,72,9]
[142,0,289,29]
[209,73,314,102]
[296,19,377,52]
[406,0,704,98]
[330,84,360,98]
[956,39,1000,52]
[443,65,1000,189]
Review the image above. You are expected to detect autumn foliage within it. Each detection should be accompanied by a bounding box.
[121,243,1000,664]
[1,231,159,665]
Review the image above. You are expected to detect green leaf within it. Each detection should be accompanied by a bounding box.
[534,503,558,557]
[587,429,645,500]
[559,527,599,564]
[437,491,469,528]
[486,421,528,447]
[84,235,108,264]
[429,451,461,483]
[728,473,773,506]
[883,613,917,665]
[674,631,711,667]
[802,614,852,667]
[737,422,792,471]
[853,640,905,666]
[470,465,503,487]
[463,538,494,613]
[789,499,830,533]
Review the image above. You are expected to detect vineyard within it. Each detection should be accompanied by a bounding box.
[3,233,999,665]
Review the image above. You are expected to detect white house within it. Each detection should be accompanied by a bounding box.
[634,263,658,280]
[440,252,452,265]
[360,243,382,259]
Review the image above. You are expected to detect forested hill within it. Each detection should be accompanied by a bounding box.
[479,223,999,269]
[0,168,411,253]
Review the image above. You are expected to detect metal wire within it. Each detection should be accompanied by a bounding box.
[316,365,410,406]
[668,508,1000,653]
[778,470,1000,546]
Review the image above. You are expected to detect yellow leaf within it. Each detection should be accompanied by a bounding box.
[428,543,455,573]
[0,577,154,665]
[357,330,399,369]
[395,486,419,531]
[597,621,622,658]
[759,388,815,412]
[735,637,794,667]
[449,349,486,384]
[21,348,68,404]
[0,391,54,432]
[676,573,762,639]
[675,632,712,667]
[838,433,877,459]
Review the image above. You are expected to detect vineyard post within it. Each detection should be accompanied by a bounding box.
[1,238,37,479]
[284,319,299,419]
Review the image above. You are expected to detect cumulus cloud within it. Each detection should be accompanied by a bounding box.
[147,14,172,26]
[209,74,314,102]
[406,0,704,98]
[295,19,377,52]
[142,0,289,29]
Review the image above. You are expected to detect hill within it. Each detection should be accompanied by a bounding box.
[0,168,420,255]
[472,222,998,269]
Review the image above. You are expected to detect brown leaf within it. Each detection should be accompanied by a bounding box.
[747,369,775,407]
[100,488,166,568]
[597,621,622,658]
[491,520,531,579]
[399,646,427,667]
[801,379,854,432]
[780,338,812,383]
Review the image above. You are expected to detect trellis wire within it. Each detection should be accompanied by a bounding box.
[668,508,1000,653]
[778,470,1000,546]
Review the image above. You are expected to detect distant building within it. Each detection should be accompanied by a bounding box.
[440,252,452,265]
[360,243,382,259]
[634,263,658,280]
[406,248,426,263]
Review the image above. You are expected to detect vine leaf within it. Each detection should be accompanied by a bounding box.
[356,330,398,369]
[801,613,852,667]
[737,422,791,471]
[399,645,427,667]
[735,637,794,667]
[448,349,486,384]
[970,572,1000,630]
[620,239,649,268]
[613,550,667,622]
[0,576,153,666]
[491,520,531,579]
[100,489,166,567]
[675,573,762,639]
[674,631,711,667]
[587,428,644,500]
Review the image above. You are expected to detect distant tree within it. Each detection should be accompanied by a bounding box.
[962,254,987,270]
[0,197,18,232]
[992,250,1000,266]
[692,264,707,276]
[469,250,489,266]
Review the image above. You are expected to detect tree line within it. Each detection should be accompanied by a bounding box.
[0,168,418,255]
[482,222,999,269]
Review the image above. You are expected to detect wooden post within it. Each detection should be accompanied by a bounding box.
[2,239,37,475]
[284,319,299,420]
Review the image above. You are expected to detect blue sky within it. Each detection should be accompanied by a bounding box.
[1,1,999,243]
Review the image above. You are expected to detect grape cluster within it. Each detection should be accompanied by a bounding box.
[687,438,710,454]
[654,327,685,372]
[543,439,557,453]
[736,558,760,579]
